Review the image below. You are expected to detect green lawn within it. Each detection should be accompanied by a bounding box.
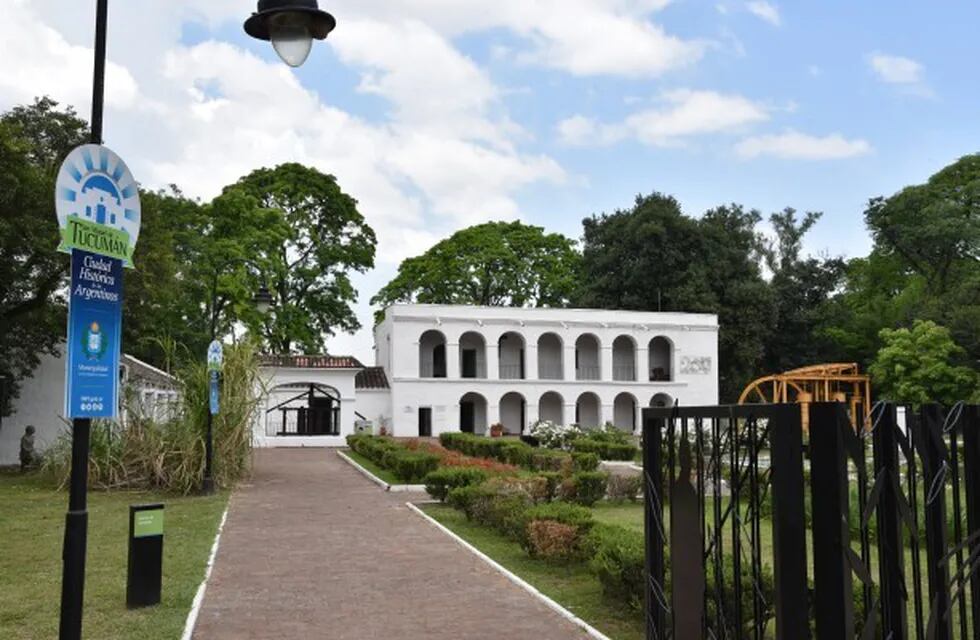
[421,503,644,640]
[0,470,228,640]
[342,449,401,485]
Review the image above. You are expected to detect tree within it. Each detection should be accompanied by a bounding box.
[371,221,580,321]
[576,194,774,401]
[869,320,978,405]
[225,163,376,354]
[0,98,86,415]
[761,208,846,372]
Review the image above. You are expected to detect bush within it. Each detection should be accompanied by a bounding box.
[603,443,639,461]
[571,471,609,506]
[424,467,488,501]
[529,449,566,472]
[524,501,594,532]
[529,420,583,450]
[387,450,439,483]
[525,521,581,561]
[500,442,533,467]
[537,472,562,501]
[606,474,642,502]
[571,435,637,461]
[586,524,646,610]
[571,451,600,472]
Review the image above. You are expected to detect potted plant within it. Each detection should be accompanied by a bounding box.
[489,423,505,438]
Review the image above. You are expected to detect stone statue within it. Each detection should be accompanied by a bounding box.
[19,425,37,472]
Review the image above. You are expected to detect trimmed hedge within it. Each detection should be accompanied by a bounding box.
[571,471,609,506]
[585,523,646,610]
[571,437,638,461]
[346,434,438,483]
[424,467,488,501]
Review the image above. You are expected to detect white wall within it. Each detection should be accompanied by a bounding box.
[355,390,392,433]
[0,352,68,466]
[254,367,358,447]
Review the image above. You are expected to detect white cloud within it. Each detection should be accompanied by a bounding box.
[559,90,769,147]
[735,130,872,160]
[746,1,781,26]
[867,52,923,84]
[808,65,822,77]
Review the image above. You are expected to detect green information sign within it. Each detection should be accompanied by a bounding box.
[59,215,134,265]
[133,509,164,538]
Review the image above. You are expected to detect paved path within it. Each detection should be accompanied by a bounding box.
[192,449,588,640]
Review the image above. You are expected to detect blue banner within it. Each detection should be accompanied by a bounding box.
[65,250,123,419]
[209,370,219,415]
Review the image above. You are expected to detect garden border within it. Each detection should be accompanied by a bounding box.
[180,504,229,640]
[337,450,426,492]
[405,501,613,640]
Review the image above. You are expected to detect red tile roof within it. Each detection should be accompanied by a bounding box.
[259,354,364,369]
[355,366,390,390]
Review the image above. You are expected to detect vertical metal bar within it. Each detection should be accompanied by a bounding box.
[769,404,808,640]
[749,414,763,640]
[90,0,108,145]
[696,417,708,639]
[712,413,726,635]
[948,413,968,638]
[873,404,907,639]
[962,405,980,639]
[59,417,91,640]
[908,407,925,639]
[809,403,855,639]
[855,408,873,628]
[920,404,952,640]
[644,409,667,639]
[730,408,743,635]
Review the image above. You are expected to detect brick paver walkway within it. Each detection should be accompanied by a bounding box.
[192,449,588,639]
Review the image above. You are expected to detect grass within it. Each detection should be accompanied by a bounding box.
[0,469,228,640]
[421,503,644,640]
[342,449,401,485]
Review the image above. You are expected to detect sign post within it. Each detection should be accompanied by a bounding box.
[203,341,223,494]
[55,3,140,633]
[127,504,164,608]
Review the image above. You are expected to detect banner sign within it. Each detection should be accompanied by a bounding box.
[208,340,222,415]
[55,144,141,267]
[65,250,123,418]
[209,370,220,416]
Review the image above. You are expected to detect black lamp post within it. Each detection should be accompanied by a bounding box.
[202,285,273,495]
[244,0,336,68]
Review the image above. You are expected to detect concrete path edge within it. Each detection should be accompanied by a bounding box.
[180,506,230,640]
[336,450,427,492]
[405,502,613,640]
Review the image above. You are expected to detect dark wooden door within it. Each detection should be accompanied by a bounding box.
[460,402,475,433]
[419,407,432,437]
[461,349,477,378]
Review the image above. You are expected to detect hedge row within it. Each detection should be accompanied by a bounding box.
[570,438,638,461]
[346,434,439,483]
[439,432,600,473]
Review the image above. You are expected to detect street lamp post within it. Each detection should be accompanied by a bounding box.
[244,0,336,68]
[202,285,272,494]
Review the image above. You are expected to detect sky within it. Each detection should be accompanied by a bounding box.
[2,0,978,363]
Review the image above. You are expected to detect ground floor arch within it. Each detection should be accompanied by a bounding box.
[499,391,526,434]
[650,392,673,408]
[459,392,488,435]
[613,392,637,433]
[537,391,564,424]
[575,392,601,429]
[265,383,341,437]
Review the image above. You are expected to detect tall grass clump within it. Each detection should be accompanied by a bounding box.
[42,340,263,494]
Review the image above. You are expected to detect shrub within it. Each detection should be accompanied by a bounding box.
[557,477,577,502]
[607,474,642,502]
[525,521,581,561]
[571,451,600,472]
[603,443,638,461]
[529,420,583,450]
[424,467,488,501]
[529,449,566,472]
[386,450,439,483]
[586,524,646,610]
[500,442,533,467]
[572,471,609,506]
[571,439,603,456]
[537,472,562,501]
[524,501,594,532]
[571,435,637,461]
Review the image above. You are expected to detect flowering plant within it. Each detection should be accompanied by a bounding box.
[528,420,583,450]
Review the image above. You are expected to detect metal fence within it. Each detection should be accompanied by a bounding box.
[642,402,980,640]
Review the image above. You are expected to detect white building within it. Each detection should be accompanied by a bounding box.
[255,304,718,446]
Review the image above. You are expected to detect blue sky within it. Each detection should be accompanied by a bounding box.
[1,0,977,360]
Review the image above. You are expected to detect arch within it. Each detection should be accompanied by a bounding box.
[613,392,638,433]
[537,391,564,425]
[612,335,637,381]
[459,391,488,435]
[264,382,341,437]
[648,336,673,381]
[459,331,487,379]
[575,333,601,381]
[650,392,673,408]
[575,391,601,429]
[498,331,526,380]
[499,391,527,434]
[419,329,447,378]
[537,332,564,380]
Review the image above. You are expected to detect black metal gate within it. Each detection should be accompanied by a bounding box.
[642,402,980,640]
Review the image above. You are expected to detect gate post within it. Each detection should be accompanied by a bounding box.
[962,405,980,637]
[872,403,907,639]
[769,403,808,640]
[809,402,855,639]
[643,408,667,640]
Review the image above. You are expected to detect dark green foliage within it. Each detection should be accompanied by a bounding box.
[530,449,568,472]
[440,432,573,473]
[571,471,609,506]
[571,451,600,472]
[501,442,533,466]
[571,438,636,461]
[423,467,488,501]
[371,221,580,323]
[346,435,436,483]
[606,474,642,502]
[536,472,563,501]
[523,502,594,533]
[446,480,532,540]
[585,523,646,610]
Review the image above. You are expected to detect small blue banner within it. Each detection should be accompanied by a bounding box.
[66,250,123,418]
[209,369,219,415]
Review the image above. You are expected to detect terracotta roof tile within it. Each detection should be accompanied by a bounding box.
[355,366,390,390]
[259,354,363,369]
